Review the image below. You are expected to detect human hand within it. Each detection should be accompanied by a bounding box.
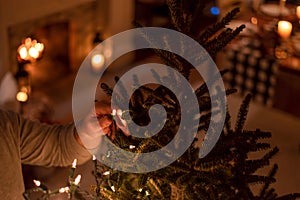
[75,100,130,150]
[75,100,112,150]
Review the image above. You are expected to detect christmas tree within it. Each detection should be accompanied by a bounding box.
[24,0,300,199]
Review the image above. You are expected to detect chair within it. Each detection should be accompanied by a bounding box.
[222,38,279,107]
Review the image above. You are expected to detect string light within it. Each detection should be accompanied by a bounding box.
[111,185,116,192]
[74,174,81,185]
[59,187,70,193]
[145,190,150,196]
[70,158,77,178]
[72,158,77,168]
[33,180,41,187]
[103,171,110,175]
[33,179,48,191]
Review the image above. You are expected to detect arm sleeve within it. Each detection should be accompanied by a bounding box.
[14,111,92,167]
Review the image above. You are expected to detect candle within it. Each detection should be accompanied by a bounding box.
[297,6,300,19]
[278,20,293,39]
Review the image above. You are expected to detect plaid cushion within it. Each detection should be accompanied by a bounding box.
[223,39,279,107]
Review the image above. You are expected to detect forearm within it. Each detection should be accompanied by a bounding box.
[19,117,91,167]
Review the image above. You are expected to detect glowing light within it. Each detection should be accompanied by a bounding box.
[92,155,96,161]
[19,46,28,59]
[35,43,44,52]
[72,158,77,168]
[145,190,150,196]
[59,187,70,193]
[91,53,105,70]
[250,17,258,25]
[29,47,39,59]
[111,185,116,192]
[16,91,28,102]
[278,20,292,39]
[129,145,136,149]
[297,6,300,19]
[25,38,32,47]
[17,37,44,61]
[74,174,81,185]
[33,180,41,187]
[210,6,220,15]
[112,109,117,116]
[138,188,143,192]
[103,171,110,175]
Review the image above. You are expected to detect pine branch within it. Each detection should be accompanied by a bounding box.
[197,7,241,44]
[235,94,252,133]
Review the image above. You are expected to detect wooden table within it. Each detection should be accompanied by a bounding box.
[220,2,300,117]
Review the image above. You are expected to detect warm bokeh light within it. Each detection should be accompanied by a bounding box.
[278,20,292,39]
[297,6,300,19]
[59,187,69,193]
[17,37,44,62]
[250,17,258,25]
[29,47,39,59]
[91,53,105,70]
[19,47,28,59]
[34,43,44,52]
[16,91,28,102]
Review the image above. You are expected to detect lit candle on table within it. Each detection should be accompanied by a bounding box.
[296,6,300,19]
[278,20,292,39]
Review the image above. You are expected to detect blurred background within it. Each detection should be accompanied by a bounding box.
[0,0,300,199]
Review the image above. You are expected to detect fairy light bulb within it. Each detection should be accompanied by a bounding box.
[33,180,41,187]
[103,171,110,175]
[59,187,70,193]
[72,158,77,168]
[145,190,150,196]
[74,174,81,185]
[111,185,116,192]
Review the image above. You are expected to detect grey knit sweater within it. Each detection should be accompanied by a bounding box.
[0,109,91,199]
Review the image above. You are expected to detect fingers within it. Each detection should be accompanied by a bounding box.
[94,100,130,137]
[98,115,112,127]
[115,109,130,136]
[95,100,111,116]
